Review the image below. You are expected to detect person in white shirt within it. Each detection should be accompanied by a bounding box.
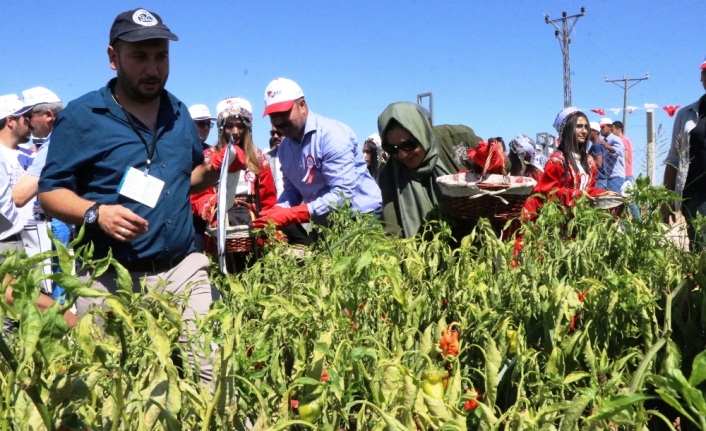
[0,94,76,337]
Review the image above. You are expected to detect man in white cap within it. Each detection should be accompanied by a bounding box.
[9,87,65,297]
[597,117,625,193]
[253,78,381,243]
[189,104,215,149]
[587,121,606,189]
[0,94,76,337]
[37,7,245,382]
[663,55,706,249]
[188,104,216,251]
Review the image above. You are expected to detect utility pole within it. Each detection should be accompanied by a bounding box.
[417,92,434,125]
[545,7,585,108]
[605,73,649,129]
[646,108,656,185]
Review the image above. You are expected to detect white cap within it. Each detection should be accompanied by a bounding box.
[599,117,613,126]
[216,97,253,128]
[21,87,60,112]
[262,78,304,117]
[188,104,214,121]
[552,107,581,133]
[590,121,600,132]
[0,94,25,118]
[365,133,381,147]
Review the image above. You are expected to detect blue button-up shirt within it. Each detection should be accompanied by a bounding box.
[38,79,204,262]
[277,112,381,217]
[602,133,625,179]
[588,140,607,180]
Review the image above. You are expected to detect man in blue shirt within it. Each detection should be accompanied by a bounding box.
[598,117,625,193]
[37,8,244,382]
[253,78,381,243]
[587,121,607,189]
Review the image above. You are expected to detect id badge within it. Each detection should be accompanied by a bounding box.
[117,167,165,208]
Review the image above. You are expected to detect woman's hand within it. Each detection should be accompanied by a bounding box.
[582,190,596,204]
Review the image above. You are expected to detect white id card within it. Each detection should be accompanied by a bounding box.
[117,167,165,208]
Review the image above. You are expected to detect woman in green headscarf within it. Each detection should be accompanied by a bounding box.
[377,102,482,239]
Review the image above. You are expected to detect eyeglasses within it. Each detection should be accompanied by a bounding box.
[20,113,32,123]
[195,120,213,129]
[270,130,282,137]
[383,138,418,155]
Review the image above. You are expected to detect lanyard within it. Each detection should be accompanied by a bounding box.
[118,104,159,175]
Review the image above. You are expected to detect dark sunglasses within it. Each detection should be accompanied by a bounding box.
[21,113,33,123]
[270,130,282,137]
[195,120,213,129]
[383,138,418,155]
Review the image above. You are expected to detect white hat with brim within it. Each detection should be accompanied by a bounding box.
[599,117,613,126]
[262,78,304,117]
[590,121,601,132]
[21,87,61,112]
[0,94,27,118]
[189,104,215,121]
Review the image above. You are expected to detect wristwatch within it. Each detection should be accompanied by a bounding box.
[84,203,102,227]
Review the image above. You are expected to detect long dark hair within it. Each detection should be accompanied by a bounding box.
[558,112,590,175]
[363,140,380,178]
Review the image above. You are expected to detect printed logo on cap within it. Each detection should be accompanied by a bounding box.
[267,90,281,98]
[133,9,158,26]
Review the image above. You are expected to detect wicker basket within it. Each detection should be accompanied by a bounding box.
[204,224,254,254]
[437,169,536,225]
[595,195,625,218]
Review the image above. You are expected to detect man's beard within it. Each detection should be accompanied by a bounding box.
[116,60,167,103]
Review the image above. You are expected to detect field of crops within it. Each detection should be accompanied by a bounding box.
[2,180,706,430]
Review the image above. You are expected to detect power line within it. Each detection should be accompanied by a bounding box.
[545,7,585,108]
[604,74,649,128]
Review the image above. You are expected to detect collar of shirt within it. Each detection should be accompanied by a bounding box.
[90,78,182,133]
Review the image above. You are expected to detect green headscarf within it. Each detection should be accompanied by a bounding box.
[377,102,480,238]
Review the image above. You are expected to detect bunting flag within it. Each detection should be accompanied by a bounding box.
[590,109,605,116]
[626,106,638,114]
[609,108,621,115]
[663,105,681,117]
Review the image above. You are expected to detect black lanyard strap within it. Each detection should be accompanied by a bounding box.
[119,104,159,174]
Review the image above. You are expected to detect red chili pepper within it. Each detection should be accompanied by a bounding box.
[344,309,351,317]
[359,303,366,310]
[290,399,299,409]
[464,388,482,411]
[321,369,329,382]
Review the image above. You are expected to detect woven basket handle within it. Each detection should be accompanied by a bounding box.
[478,140,510,185]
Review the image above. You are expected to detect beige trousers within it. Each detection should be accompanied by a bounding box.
[76,252,218,383]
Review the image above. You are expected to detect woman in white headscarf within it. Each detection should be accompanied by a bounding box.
[362,133,384,179]
[509,134,544,182]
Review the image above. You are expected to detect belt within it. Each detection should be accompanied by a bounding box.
[118,256,185,274]
[0,234,21,243]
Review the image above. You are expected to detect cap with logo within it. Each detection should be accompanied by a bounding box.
[109,8,178,46]
[216,97,253,129]
[189,104,215,121]
[0,94,27,118]
[262,78,304,117]
[599,117,613,126]
[21,87,61,111]
[701,55,706,70]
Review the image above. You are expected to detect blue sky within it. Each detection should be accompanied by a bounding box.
[2,1,704,181]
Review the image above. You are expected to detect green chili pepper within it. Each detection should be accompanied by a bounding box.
[422,370,448,400]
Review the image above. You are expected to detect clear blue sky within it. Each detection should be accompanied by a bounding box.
[2,1,704,180]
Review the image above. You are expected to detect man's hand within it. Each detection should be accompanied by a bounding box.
[97,204,149,242]
[210,145,246,173]
[660,203,676,225]
[253,204,310,229]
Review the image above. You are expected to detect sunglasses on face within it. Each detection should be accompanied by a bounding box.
[195,120,213,129]
[270,130,282,137]
[383,138,418,155]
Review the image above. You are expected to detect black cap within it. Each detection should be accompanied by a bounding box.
[109,8,179,46]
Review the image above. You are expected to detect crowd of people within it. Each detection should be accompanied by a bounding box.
[0,7,693,383]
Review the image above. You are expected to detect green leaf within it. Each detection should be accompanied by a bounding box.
[689,349,706,388]
[350,347,378,362]
[586,393,654,422]
[563,371,590,385]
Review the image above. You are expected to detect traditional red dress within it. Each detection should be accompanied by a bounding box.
[522,151,603,220]
[191,147,277,226]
